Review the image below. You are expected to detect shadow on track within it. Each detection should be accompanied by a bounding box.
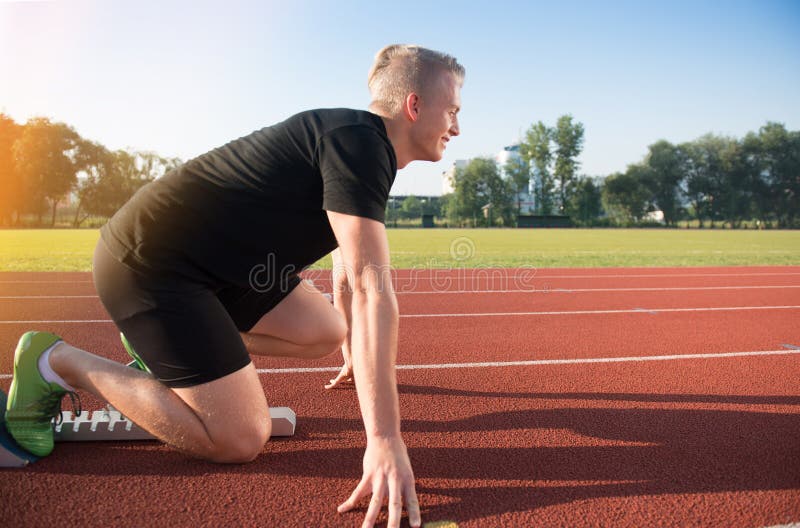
[17,392,799,525]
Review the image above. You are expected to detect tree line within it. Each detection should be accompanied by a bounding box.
[2,113,797,229]
[442,117,799,228]
[0,114,180,227]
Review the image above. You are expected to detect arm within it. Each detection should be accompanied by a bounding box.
[325,248,353,388]
[326,211,421,528]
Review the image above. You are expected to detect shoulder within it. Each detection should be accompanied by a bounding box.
[287,108,388,141]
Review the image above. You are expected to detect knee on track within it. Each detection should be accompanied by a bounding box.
[206,420,271,464]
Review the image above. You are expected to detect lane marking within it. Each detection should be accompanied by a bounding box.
[0,319,115,324]
[400,305,800,318]
[2,305,800,324]
[0,295,99,299]
[2,270,800,285]
[0,280,94,284]
[305,271,800,281]
[396,285,800,295]
[4,348,796,380]
[2,285,800,300]
[256,349,800,374]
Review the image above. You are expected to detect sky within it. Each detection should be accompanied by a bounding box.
[1,0,799,196]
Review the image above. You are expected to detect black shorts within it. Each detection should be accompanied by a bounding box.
[92,239,301,388]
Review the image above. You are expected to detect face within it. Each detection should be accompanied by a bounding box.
[409,71,461,162]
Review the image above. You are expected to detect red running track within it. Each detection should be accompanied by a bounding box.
[0,266,799,527]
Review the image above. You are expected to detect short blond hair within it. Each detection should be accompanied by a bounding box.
[368,44,465,114]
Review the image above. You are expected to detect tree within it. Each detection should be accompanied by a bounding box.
[422,196,443,217]
[0,114,24,226]
[684,134,741,227]
[75,148,176,225]
[73,142,125,224]
[521,122,555,214]
[643,140,685,226]
[13,118,82,226]
[135,150,182,182]
[503,155,530,215]
[449,157,514,227]
[741,131,772,226]
[553,115,584,212]
[601,166,651,223]
[400,195,423,220]
[566,176,603,225]
[757,122,800,227]
[716,138,752,227]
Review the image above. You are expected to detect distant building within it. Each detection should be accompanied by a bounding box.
[495,144,520,170]
[441,160,468,194]
[645,210,665,224]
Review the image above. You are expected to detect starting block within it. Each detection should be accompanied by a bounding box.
[1,390,296,468]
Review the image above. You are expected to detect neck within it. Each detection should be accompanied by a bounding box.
[369,104,413,169]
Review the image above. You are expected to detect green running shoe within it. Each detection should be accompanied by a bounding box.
[5,331,80,457]
[120,332,150,373]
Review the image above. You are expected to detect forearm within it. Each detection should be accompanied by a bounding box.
[350,291,400,439]
[332,251,354,361]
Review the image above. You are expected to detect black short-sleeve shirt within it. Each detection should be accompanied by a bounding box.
[101,108,397,286]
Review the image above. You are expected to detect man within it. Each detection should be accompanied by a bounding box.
[5,44,463,527]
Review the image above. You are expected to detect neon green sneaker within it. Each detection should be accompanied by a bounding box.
[120,332,150,373]
[5,331,80,457]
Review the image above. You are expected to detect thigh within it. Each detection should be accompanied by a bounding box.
[93,239,252,388]
[248,279,345,345]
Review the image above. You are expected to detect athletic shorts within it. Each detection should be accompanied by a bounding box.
[92,239,302,388]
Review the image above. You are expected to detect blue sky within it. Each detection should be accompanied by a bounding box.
[1,0,798,195]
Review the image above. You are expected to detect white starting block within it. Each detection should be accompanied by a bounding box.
[54,406,296,442]
[1,390,296,468]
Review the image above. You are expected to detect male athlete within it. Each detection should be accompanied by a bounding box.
[5,44,463,527]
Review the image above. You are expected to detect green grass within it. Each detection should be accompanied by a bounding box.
[1,228,799,272]
[380,228,800,269]
[0,230,101,271]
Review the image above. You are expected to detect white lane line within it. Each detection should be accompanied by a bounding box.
[400,305,800,318]
[258,349,800,373]
[2,285,800,300]
[305,271,800,281]
[2,305,800,324]
[4,348,795,379]
[0,319,115,324]
[3,271,800,285]
[0,295,98,299]
[0,281,94,284]
[396,285,800,295]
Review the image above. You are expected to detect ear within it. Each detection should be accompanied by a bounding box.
[403,93,421,123]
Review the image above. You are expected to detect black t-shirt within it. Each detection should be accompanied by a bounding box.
[101,108,397,287]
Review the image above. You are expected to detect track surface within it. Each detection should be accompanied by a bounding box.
[0,266,799,527]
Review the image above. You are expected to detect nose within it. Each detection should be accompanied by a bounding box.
[450,116,460,137]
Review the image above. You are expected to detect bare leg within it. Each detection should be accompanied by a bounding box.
[243,280,346,359]
[44,282,338,462]
[49,343,269,463]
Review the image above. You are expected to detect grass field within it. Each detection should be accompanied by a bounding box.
[1,228,799,271]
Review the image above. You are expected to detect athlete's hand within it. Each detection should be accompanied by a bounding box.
[325,343,353,389]
[325,360,353,389]
[338,437,421,527]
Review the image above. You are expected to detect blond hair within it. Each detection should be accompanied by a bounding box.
[368,44,465,114]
